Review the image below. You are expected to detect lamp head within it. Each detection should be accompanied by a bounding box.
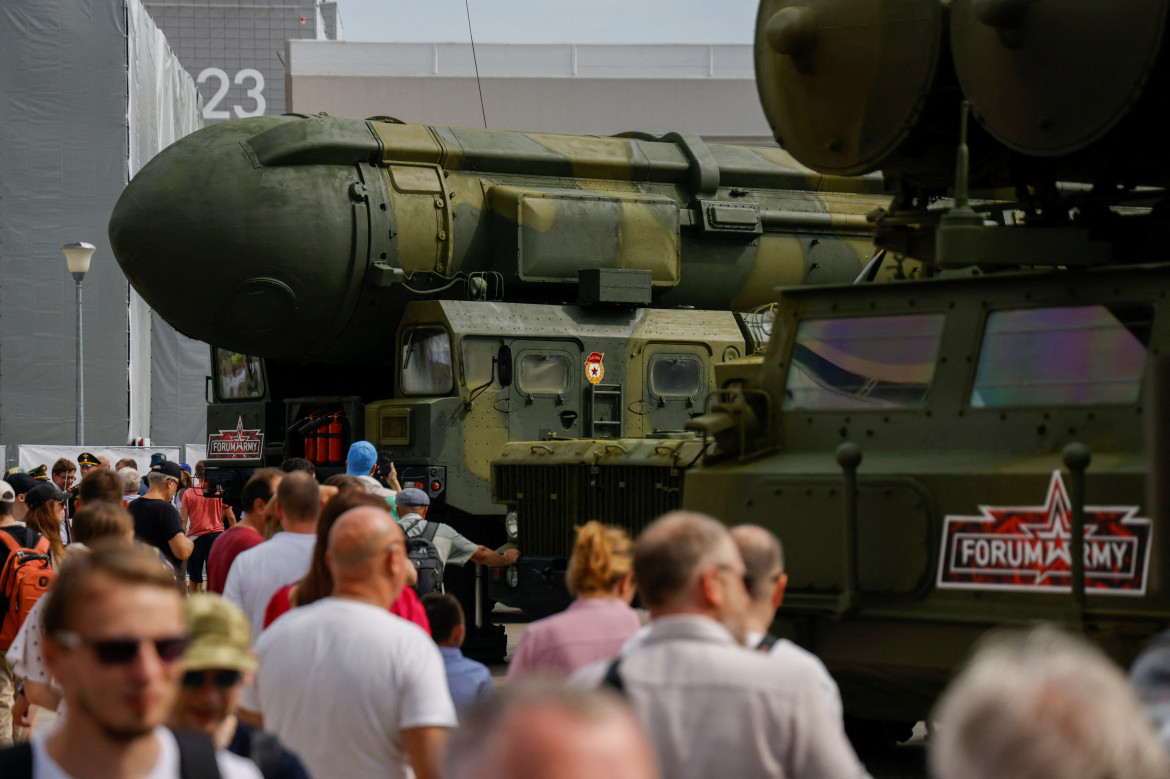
[62,241,96,281]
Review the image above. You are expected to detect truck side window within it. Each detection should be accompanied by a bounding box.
[649,354,702,397]
[783,314,945,410]
[215,348,265,399]
[402,326,453,395]
[971,304,1152,407]
[517,353,569,395]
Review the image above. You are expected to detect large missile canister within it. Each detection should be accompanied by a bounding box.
[951,0,1170,183]
[756,0,1170,190]
[753,0,973,186]
[109,114,889,363]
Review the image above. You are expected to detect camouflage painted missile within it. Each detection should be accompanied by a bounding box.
[109,114,893,362]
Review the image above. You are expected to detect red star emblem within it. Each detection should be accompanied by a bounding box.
[937,471,1151,595]
[207,417,264,460]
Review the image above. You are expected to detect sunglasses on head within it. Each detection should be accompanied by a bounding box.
[182,669,243,689]
[54,631,190,665]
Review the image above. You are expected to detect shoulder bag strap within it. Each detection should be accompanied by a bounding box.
[0,530,24,555]
[422,521,439,542]
[756,633,779,652]
[602,657,625,695]
[171,728,223,779]
[247,727,284,779]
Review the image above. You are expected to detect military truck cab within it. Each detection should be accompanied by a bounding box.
[681,266,1165,725]
[354,299,745,616]
[204,350,389,500]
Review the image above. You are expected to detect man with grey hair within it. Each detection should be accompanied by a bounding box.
[575,510,868,779]
[118,467,141,504]
[731,524,844,719]
[930,624,1170,778]
[447,681,659,779]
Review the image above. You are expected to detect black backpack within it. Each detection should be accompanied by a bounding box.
[402,519,444,596]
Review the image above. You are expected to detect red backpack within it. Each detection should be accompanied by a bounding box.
[0,530,56,650]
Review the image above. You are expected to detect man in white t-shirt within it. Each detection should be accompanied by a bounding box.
[239,505,456,779]
[222,471,320,639]
[0,544,260,778]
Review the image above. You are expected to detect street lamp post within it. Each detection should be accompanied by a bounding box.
[62,242,95,446]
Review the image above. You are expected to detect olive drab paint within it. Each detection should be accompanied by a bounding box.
[109,114,902,364]
[492,0,1170,730]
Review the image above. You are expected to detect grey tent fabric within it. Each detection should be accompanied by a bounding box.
[0,0,203,446]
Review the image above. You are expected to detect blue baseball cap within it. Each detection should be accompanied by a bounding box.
[345,441,377,476]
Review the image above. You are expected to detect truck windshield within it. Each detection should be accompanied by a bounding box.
[783,314,945,410]
[401,327,453,395]
[971,304,1151,407]
[215,349,264,400]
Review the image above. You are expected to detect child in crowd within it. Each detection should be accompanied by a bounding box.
[421,593,494,716]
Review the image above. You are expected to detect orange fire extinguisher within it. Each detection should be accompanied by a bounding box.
[326,412,345,465]
[303,412,320,463]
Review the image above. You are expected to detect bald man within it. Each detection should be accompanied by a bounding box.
[447,681,659,779]
[238,507,456,779]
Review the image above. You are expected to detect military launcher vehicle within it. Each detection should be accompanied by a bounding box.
[491,0,1170,732]
[108,112,896,658]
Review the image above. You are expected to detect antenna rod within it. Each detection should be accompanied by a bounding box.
[465,0,489,129]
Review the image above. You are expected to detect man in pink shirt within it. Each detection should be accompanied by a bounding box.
[206,469,282,594]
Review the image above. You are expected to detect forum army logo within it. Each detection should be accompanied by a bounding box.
[207,418,264,460]
[937,471,1152,596]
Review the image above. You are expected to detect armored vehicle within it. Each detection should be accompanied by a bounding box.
[108,113,895,657]
[491,0,1170,728]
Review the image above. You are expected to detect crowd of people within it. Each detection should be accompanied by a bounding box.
[1,444,1170,777]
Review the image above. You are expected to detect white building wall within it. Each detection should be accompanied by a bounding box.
[287,41,775,145]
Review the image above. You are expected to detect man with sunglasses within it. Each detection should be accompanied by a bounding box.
[170,595,308,779]
[575,511,869,779]
[0,544,261,778]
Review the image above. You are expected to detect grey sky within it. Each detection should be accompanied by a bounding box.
[334,0,759,44]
